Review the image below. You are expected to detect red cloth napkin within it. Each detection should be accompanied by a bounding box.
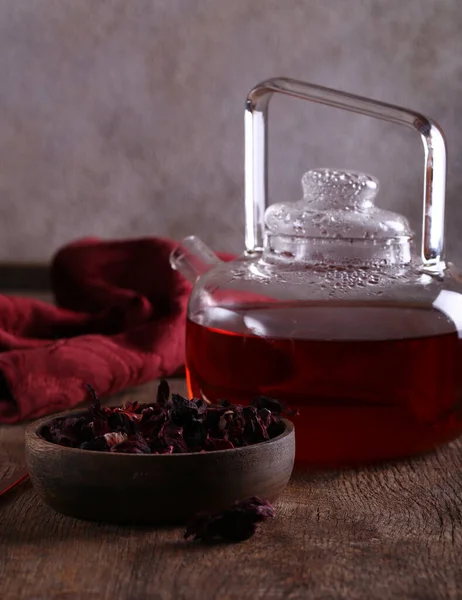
[0,237,196,424]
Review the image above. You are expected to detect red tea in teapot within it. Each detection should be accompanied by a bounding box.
[186,301,462,467]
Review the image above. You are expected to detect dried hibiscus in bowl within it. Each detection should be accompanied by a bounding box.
[40,381,295,454]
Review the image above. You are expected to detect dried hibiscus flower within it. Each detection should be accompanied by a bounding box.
[184,497,275,543]
[40,382,295,455]
[111,434,151,454]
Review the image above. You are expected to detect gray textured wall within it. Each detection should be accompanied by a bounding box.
[1,0,461,262]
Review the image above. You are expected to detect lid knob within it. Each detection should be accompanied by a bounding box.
[301,168,378,209]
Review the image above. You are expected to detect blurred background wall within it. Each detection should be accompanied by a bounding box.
[1,0,461,262]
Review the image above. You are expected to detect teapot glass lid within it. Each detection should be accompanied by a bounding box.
[264,168,412,242]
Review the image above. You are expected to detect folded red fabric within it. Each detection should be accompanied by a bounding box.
[0,237,196,423]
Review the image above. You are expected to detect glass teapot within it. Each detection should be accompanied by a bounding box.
[171,77,462,468]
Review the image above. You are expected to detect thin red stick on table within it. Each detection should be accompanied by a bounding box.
[0,471,29,497]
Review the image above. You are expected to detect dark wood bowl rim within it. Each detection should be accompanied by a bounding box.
[26,410,295,460]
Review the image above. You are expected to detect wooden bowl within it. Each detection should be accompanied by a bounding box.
[25,411,295,525]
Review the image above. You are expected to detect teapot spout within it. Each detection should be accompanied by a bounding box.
[170,235,221,283]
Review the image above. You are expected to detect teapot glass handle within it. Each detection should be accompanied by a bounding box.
[244,77,447,271]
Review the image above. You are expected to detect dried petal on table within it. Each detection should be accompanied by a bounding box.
[184,496,276,543]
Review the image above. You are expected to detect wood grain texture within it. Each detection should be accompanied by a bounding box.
[2,379,462,599]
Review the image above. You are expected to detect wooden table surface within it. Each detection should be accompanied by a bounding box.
[2,379,462,600]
